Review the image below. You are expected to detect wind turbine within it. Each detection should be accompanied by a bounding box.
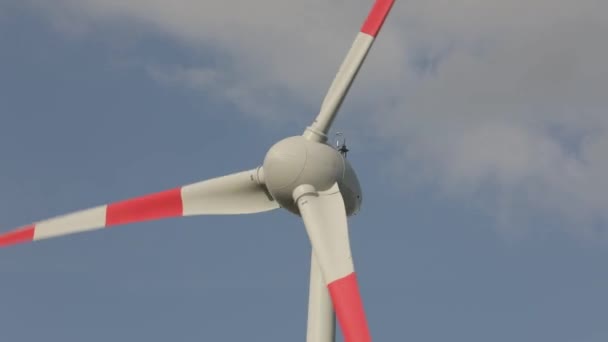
[0,1,395,341]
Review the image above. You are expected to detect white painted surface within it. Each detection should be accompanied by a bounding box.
[307,252,336,342]
[34,205,108,240]
[295,183,355,284]
[264,137,350,214]
[306,33,375,139]
[181,168,279,215]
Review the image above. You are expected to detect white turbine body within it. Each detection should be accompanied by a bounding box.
[263,136,362,216]
[0,1,395,341]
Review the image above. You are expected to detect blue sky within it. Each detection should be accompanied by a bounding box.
[1,1,608,341]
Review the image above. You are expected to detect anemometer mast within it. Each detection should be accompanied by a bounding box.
[335,132,349,158]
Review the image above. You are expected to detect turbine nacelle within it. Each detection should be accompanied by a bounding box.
[262,136,362,216]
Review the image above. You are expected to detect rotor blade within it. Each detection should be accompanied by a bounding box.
[294,183,370,342]
[304,0,395,141]
[0,168,278,248]
[307,252,336,342]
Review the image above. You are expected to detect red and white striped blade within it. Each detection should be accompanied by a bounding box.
[307,0,395,138]
[294,183,370,342]
[0,168,278,248]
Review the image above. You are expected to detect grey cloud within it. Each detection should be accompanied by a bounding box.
[25,0,608,236]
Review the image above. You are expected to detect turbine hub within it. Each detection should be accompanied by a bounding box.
[263,136,362,215]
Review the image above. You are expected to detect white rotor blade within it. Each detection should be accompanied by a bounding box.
[305,0,395,141]
[0,168,278,248]
[294,183,370,342]
[307,252,336,342]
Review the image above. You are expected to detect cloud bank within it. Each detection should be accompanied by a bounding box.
[23,0,608,237]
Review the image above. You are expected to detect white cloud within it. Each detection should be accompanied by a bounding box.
[24,0,608,237]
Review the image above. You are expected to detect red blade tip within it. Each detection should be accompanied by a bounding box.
[361,0,395,37]
[0,226,35,248]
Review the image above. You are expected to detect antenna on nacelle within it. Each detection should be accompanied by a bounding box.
[335,132,349,158]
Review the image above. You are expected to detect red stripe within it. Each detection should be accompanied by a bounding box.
[328,272,371,342]
[0,225,35,248]
[106,188,183,226]
[361,0,395,37]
